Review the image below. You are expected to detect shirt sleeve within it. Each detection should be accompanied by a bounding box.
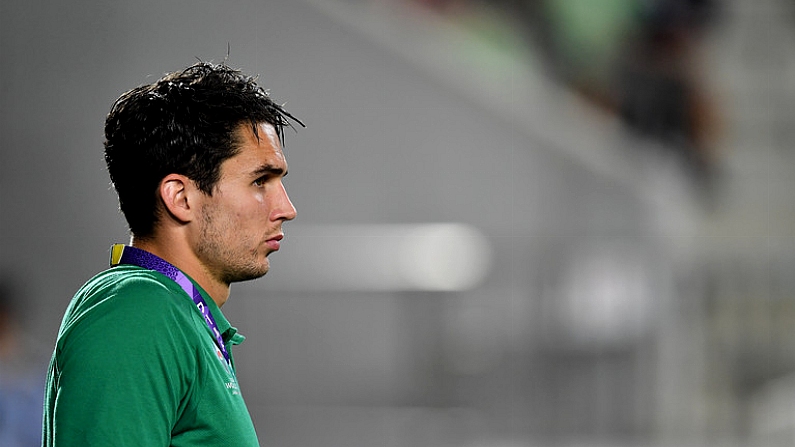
[50,277,197,446]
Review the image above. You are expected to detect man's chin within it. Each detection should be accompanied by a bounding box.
[225,264,270,284]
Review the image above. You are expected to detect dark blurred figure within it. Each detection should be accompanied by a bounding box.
[467,0,721,191]
[0,278,44,447]
[615,0,720,185]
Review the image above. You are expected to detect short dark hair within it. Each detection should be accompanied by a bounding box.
[104,61,302,237]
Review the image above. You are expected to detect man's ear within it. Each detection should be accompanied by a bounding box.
[158,174,196,224]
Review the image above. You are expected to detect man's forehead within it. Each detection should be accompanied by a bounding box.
[235,122,281,152]
[229,122,287,169]
[255,122,281,150]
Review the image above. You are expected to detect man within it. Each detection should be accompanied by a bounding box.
[42,61,302,446]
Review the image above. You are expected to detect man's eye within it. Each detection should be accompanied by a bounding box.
[254,176,268,186]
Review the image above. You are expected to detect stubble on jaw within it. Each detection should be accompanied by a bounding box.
[195,203,270,286]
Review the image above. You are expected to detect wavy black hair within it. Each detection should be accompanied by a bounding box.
[104,62,303,237]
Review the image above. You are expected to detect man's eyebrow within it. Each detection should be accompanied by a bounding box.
[252,164,286,177]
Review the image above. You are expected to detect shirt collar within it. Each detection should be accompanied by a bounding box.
[190,280,245,344]
[110,244,246,346]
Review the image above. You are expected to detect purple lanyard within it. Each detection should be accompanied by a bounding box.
[110,244,231,366]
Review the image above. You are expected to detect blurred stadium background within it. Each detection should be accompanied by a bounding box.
[1,0,794,445]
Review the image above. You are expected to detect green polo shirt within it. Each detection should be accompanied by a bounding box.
[42,264,260,446]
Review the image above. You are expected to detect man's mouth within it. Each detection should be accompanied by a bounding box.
[265,233,284,251]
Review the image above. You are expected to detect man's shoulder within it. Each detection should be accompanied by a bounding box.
[61,266,196,335]
[78,265,186,305]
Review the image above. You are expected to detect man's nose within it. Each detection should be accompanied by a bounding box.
[272,183,297,222]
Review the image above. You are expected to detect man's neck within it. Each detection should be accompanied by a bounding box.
[130,236,230,307]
